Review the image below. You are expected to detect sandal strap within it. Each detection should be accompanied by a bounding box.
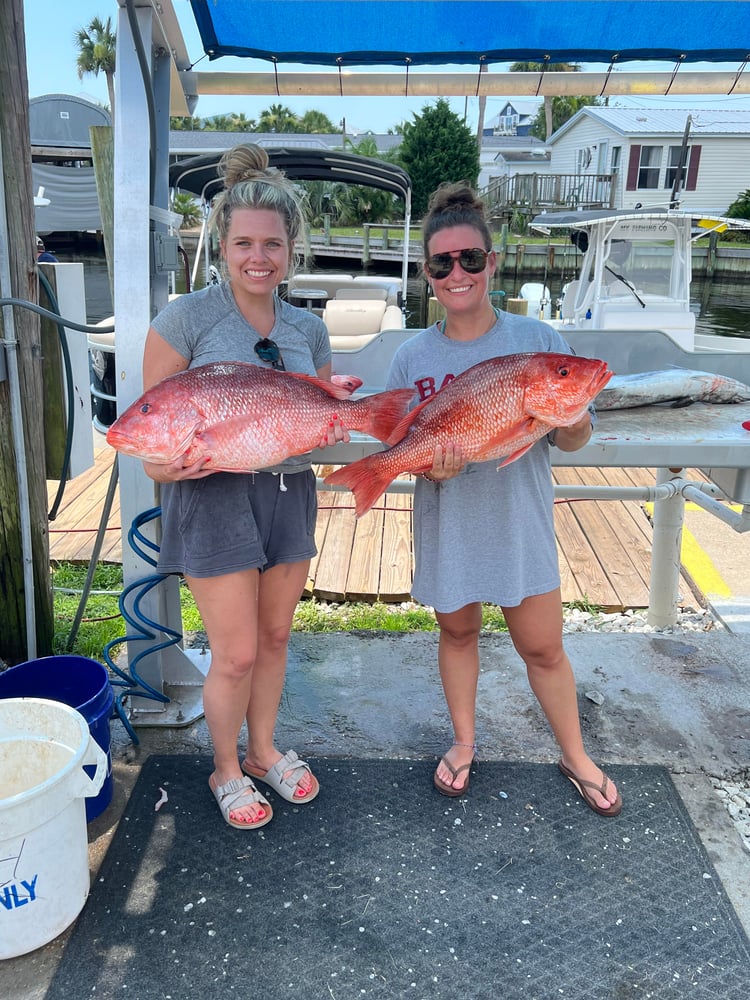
[215,776,267,811]
[268,749,312,791]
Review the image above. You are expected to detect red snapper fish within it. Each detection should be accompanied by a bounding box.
[325,352,613,517]
[106,361,415,471]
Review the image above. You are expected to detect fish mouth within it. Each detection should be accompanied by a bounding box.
[106,423,200,463]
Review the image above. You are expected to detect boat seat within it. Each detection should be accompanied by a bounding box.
[324,300,403,350]
[335,287,389,301]
[560,280,580,320]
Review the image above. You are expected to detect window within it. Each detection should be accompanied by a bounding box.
[637,146,661,189]
[665,145,690,189]
[610,146,621,173]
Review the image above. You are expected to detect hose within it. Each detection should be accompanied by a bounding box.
[102,506,182,745]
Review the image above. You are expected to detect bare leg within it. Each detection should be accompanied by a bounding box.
[242,559,316,799]
[186,569,269,826]
[433,603,482,791]
[503,589,619,810]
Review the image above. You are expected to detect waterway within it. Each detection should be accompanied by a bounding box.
[58,248,750,343]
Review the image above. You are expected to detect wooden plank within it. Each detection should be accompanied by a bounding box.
[553,497,613,605]
[305,488,332,597]
[345,502,384,601]
[379,482,414,602]
[312,487,357,601]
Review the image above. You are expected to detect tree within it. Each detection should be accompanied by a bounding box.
[299,110,337,133]
[75,15,116,124]
[527,95,603,141]
[509,61,580,140]
[256,103,301,133]
[172,192,202,229]
[397,100,480,217]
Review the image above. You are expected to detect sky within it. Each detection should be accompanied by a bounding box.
[23,0,750,135]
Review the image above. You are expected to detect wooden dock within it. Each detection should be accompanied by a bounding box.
[47,446,701,610]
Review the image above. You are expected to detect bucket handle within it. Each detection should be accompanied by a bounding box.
[71,734,108,798]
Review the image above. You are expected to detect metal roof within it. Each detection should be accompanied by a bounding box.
[551,107,750,142]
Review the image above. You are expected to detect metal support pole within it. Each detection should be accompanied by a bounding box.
[648,468,686,628]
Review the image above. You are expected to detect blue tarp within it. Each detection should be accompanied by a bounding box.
[188,0,749,66]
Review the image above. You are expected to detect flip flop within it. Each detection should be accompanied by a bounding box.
[242,750,320,804]
[433,744,476,797]
[209,775,273,830]
[558,759,622,817]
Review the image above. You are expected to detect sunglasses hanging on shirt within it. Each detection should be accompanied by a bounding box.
[254,337,286,371]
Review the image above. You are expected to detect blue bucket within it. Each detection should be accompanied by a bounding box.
[0,655,114,822]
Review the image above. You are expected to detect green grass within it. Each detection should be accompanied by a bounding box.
[52,562,510,659]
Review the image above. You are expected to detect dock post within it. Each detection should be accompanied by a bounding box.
[363,224,371,266]
[707,232,718,279]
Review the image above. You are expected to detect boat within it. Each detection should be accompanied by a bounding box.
[528,208,750,354]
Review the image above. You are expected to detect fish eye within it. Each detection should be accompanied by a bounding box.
[140,403,151,414]
[558,366,569,377]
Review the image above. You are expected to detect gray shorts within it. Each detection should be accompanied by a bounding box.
[156,469,317,579]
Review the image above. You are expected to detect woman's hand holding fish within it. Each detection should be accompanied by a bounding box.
[422,442,465,482]
[550,411,594,452]
[317,416,351,450]
[142,455,214,483]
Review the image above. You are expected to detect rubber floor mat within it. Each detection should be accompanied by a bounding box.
[46,756,750,999]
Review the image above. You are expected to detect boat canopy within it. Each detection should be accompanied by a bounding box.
[189,1,747,66]
[530,209,750,236]
[169,148,411,204]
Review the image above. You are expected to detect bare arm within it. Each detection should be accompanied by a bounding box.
[140,328,212,482]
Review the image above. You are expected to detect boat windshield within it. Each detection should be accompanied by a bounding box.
[599,220,689,303]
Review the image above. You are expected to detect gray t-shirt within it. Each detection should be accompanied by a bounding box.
[385,311,578,612]
[151,281,331,473]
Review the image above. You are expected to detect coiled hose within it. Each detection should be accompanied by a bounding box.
[102,506,182,745]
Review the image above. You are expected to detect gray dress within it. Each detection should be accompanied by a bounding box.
[385,312,582,613]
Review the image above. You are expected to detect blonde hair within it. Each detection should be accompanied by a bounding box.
[209,143,307,275]
[422,181,492,257]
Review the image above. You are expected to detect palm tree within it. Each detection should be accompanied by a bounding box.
[75,16,116,124]
[509,61,580,140]
[257,104,300,133]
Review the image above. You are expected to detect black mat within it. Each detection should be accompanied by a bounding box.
[47,757,750,1000]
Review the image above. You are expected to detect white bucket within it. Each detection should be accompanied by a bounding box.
[0,697,107,959]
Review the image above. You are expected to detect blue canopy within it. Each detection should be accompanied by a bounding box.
[188,0,749,66]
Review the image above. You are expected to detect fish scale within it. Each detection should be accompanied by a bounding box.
[106,361,415,471]
[326,352,613,517]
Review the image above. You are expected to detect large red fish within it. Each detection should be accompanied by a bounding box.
[106,361,415,471]
[325,352,613,517]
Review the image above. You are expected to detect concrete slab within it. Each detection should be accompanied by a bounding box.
[3,630,750,998]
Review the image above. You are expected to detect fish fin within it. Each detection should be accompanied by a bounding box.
[287,371,354,400]
[385,396,431,446]
[361,388,416,444]
[496,441,537,469]
[324,456,392,517]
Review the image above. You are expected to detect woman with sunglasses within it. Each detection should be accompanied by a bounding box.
[140,143,348,829]
[385,182,621,817]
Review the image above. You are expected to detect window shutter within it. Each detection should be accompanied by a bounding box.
[686,145,702,191]
[626,145,641,190]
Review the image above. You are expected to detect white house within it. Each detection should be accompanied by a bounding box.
[477,134,550,190]
[547,107,750,214]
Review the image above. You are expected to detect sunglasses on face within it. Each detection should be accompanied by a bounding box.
[254,337,286,371]
[425,247,490,280]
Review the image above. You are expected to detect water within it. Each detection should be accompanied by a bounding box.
[64,248,750,341]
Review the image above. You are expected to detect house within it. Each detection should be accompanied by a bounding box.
[546,107,750,214]
[31,94,111,236]
[484,101,541,137]
[477,134,550,190]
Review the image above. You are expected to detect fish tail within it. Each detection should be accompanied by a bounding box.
[358,388,415,443]
[324,456,392,517]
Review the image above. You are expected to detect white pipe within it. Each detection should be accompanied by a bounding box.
[0,133,37,658]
